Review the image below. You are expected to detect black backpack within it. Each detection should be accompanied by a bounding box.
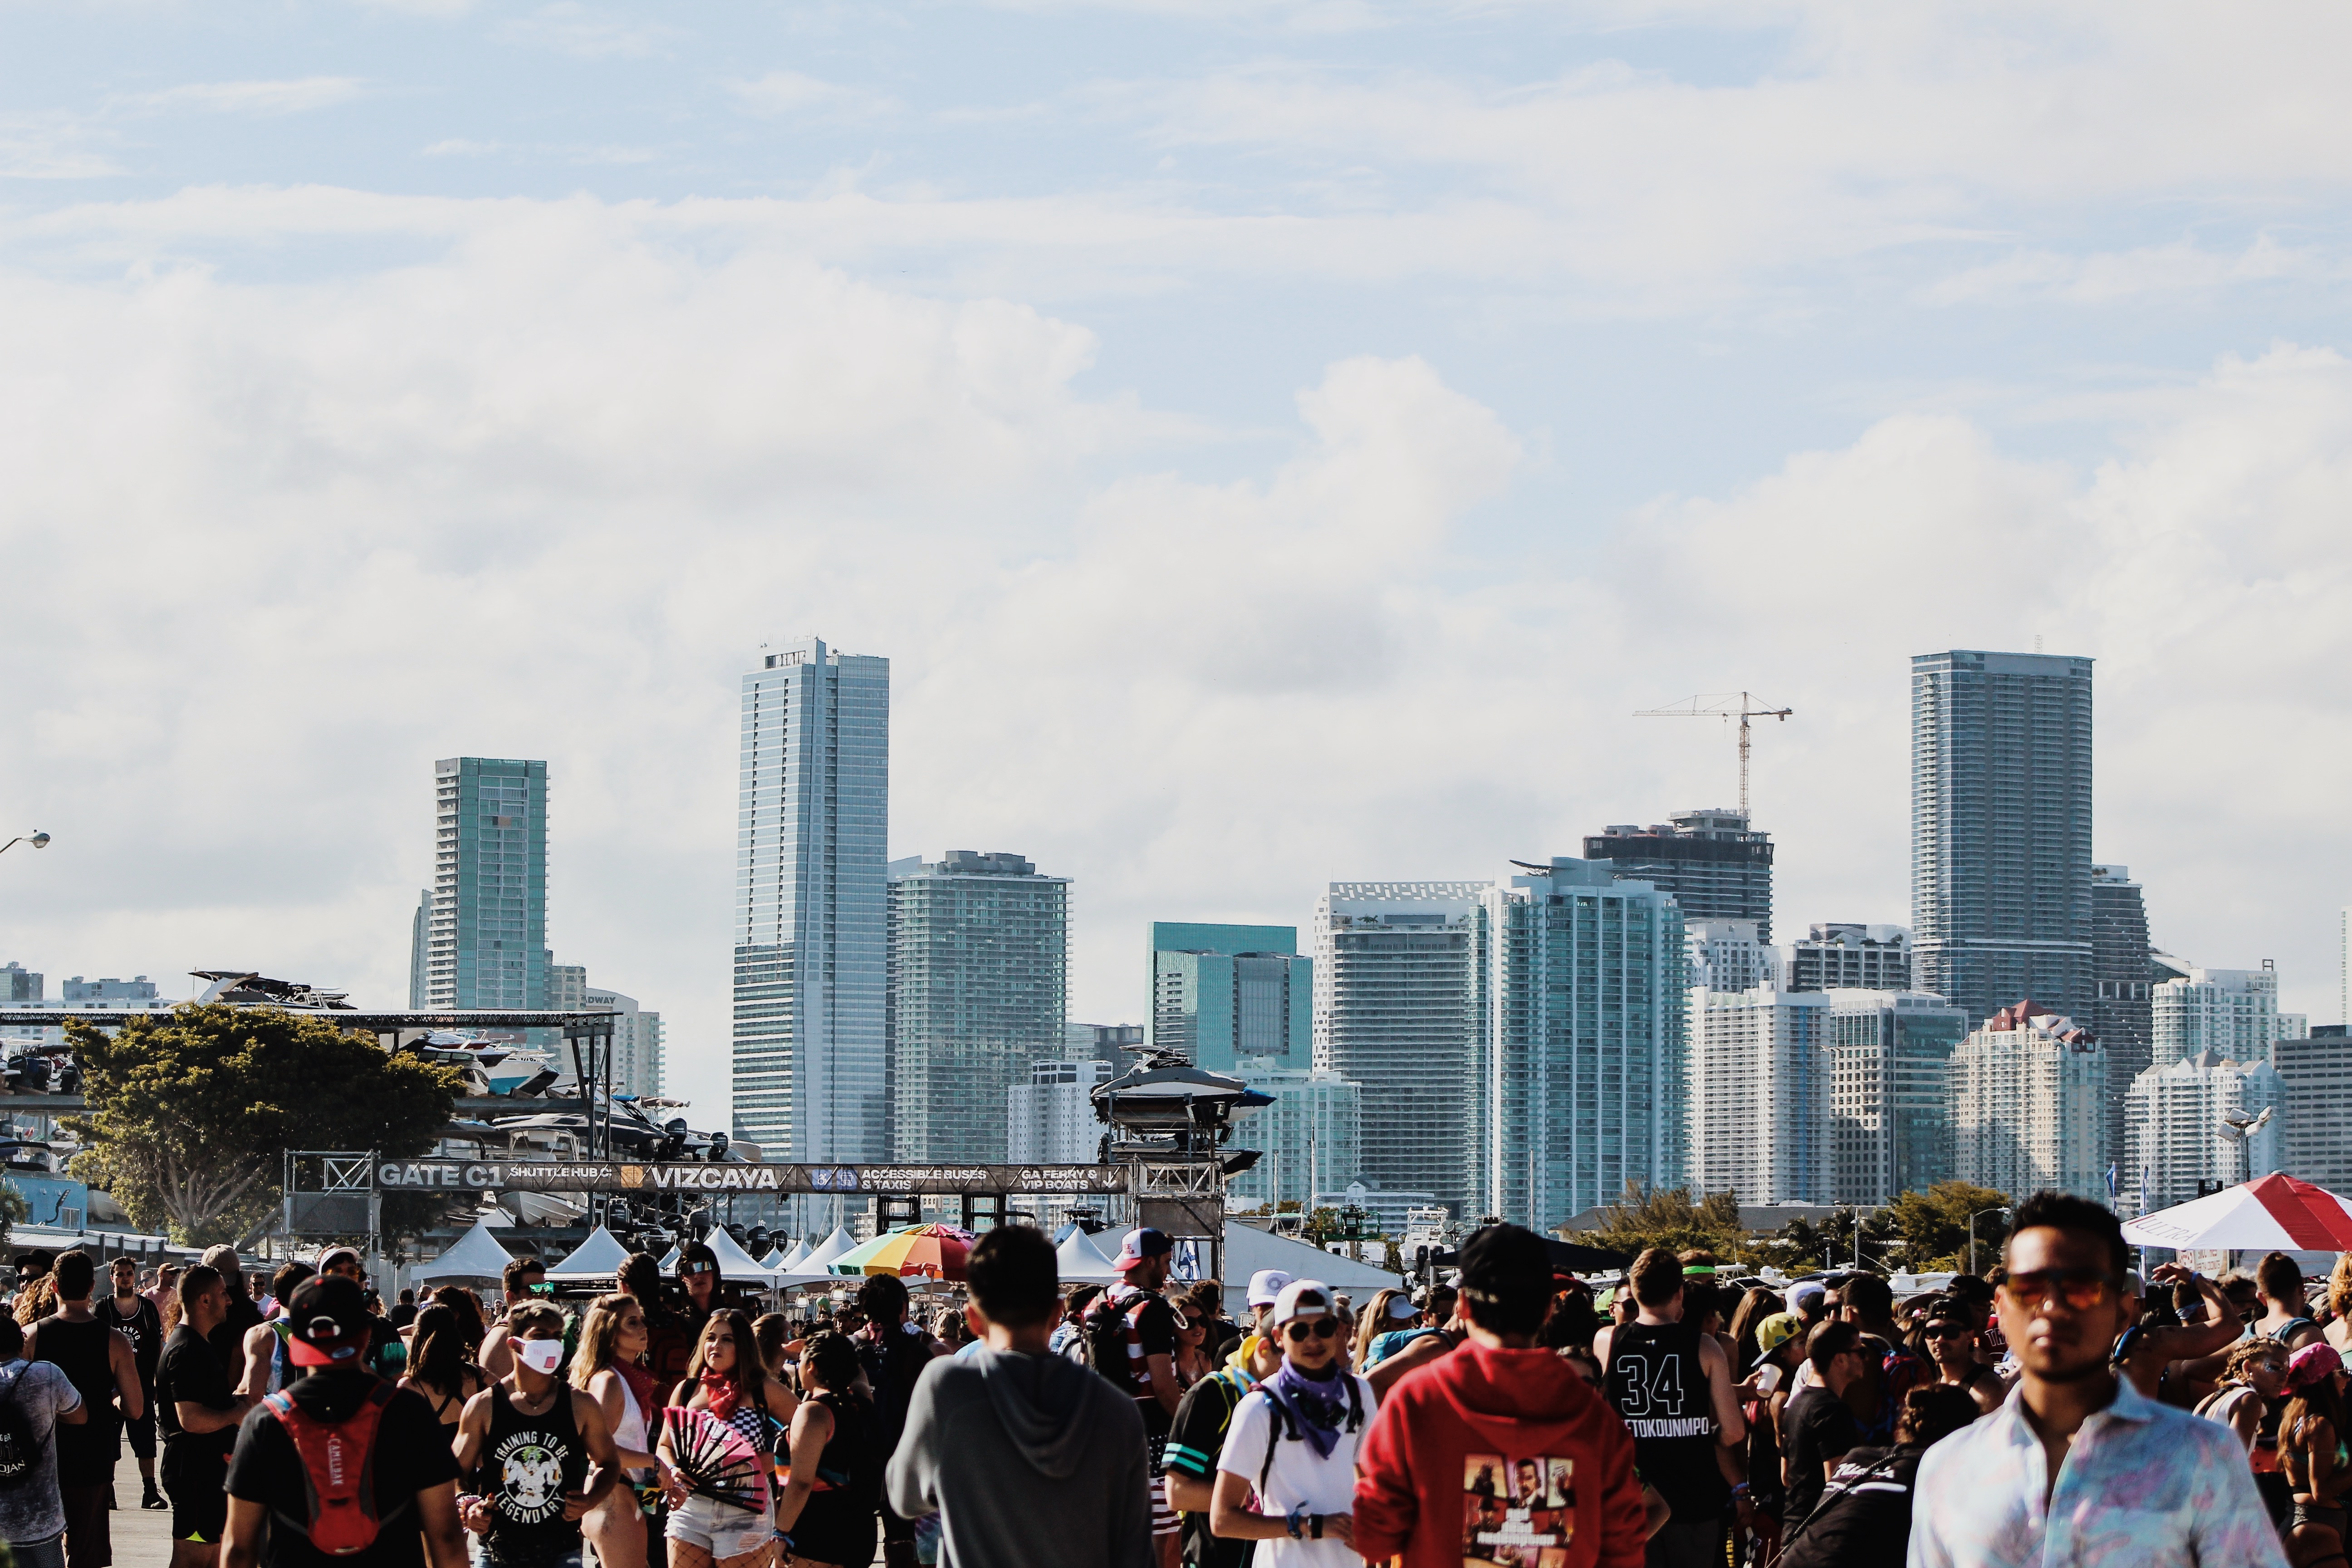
[1085,1289,1149,1387]
[0,1365,43,1488]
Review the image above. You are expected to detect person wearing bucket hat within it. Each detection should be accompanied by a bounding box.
[220,1275,469,1568]
[1207,1281,1373,1564]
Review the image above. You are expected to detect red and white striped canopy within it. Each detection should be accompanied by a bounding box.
[2121,1173,2352,1251]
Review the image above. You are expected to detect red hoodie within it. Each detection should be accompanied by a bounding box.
[1352,1342,1646,1568]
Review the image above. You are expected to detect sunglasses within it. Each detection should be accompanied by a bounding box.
[1284,1318,1341,1343]
[684,1262,715,1275]
[2003,1268,2122,1312]
[1926,1324,1972,1339]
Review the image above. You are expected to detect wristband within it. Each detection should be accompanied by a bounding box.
[1287,1505,1308,1539]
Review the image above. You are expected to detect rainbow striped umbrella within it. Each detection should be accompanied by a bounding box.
[829,1223,976,1281]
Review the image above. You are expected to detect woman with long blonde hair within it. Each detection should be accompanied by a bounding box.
[568,1292,676,1568]
[1353,1287,1408,1367]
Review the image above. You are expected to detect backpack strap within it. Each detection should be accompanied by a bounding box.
[1252,1389,1294,1498]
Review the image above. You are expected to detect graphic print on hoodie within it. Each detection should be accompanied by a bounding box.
[1462,1452,1575,1564]
[1353,1342,1646,1568]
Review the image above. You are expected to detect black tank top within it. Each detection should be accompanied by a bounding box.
[1604,1317,1725,1514]
[98,1295,162,1383]
[479,1381,589,1565]
[38,1316,119,1486]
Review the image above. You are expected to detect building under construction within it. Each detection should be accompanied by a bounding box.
[1584,810,1775,941]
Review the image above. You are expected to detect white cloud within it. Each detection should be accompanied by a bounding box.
[493,4,684,60]
[1,193,2349,1127]
[120,79,367,117]
[731,71,898,121]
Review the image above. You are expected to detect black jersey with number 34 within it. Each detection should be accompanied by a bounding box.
[1602,1318,1725,1517]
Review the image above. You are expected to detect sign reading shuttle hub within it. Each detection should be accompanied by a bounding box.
[376,1161,1130,1195]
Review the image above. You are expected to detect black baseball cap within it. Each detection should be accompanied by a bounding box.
[285,1275,372,1368]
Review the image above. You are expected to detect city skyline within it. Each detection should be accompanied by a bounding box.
[6,7,2352,1132]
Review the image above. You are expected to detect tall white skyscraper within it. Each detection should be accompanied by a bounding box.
[2124,1051,2283,1216]
[2151,964,2280,1068]
[1686,985,1828,1205]
[1006,1057,1112,1165]
[587,986,664,1100]
[1952,1001,2108,1201]
[1686,921,1771,991]
[417,757,550,1011]
[1481,859,1687,1229]
[732,638,891,1161]
[1313,882,1491,1215]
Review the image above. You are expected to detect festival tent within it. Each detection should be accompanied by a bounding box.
[659,1245,681,1271]
[1054,1226,1124,1286]
[2121,1173,2352,1252]
[546,1226,634,1283]
[778,1238,813,1271]
[1215,1223,1404,1323]
[414,1219,516,1284]
[801,1226,858,1272]
[757,1249,787,1270]
[703,1225,784,1284]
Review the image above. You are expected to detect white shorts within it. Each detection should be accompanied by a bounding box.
[666,1493,774,1559]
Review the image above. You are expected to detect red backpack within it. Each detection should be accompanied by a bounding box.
[263,1381,403,1556]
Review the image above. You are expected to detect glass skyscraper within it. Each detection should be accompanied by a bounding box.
[416,757,548,1011]
[1482,860,1686,1230]
[1584,810,1775,941]
[731,639,890,1161]
[1148,922,1312,1071]
[1911,649,2096,1030]
[887,850,1068,1163]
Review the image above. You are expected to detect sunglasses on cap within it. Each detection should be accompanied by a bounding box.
[1284,1318,1341,1343]
[2003,1268,2122,1312]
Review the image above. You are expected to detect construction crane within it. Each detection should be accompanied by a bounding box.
[1634,692,1793,818]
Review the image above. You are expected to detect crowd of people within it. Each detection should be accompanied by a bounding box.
[0,1190,2341,1565]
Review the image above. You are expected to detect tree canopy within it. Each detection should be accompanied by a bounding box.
[68,1005,464,1245]
[1574,1184,1746,1262]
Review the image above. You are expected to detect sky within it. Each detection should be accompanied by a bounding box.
[4,1,2351,1126]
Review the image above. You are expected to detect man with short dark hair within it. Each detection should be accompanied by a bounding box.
[887,1225,1152,1568]
[452,1300,622,1568]
[221,1274,467,1568]
[232,1263,314,1403]
[1780,1320,1864,1527]
[25,1250,143,1568]
[1354,1224,1646,1568]
[159,1266,257,1568]
[2252,1250,2322,1350]
[1594,1247,1746,1568]
[387,1287,419,1331]
[97,1256,166,1512]
[1908,1190,2288,1568]
[476,1256,546,1382]
[198,1249,263,1394]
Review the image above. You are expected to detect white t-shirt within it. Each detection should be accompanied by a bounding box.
[1215,1375,1373,1568]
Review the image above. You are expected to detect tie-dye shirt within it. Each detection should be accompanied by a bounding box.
[1906,1373,2288,1568]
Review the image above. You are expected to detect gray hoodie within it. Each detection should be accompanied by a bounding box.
[886,1345,1154,1568]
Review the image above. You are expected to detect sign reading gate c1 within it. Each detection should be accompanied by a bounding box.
[375,1160,1129,1195]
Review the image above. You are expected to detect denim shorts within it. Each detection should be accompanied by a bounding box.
[666,1494,773,1560]
[8,1534,65,1568]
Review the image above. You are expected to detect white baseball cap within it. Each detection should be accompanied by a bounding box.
[1271,1279,1333,1326]
[1247,1269,1294,1308]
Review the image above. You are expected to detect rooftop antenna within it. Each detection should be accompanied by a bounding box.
[1633,692,1793,818]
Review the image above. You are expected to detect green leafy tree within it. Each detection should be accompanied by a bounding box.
[1881,1181,2014,1273]
[0,1183,29,1235]
[67,1005,464,1246]
[1573,1183,1745,1261]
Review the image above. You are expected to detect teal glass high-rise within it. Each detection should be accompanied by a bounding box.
[731,638,891,1162]
[420,757,548,1011]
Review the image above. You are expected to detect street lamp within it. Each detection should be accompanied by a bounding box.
[2218,1106,2276,1186]
[0,833,49,855]
[1969,1205,2011,1277]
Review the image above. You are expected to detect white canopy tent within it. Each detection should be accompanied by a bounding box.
[779,1238,813,1271]
[1054,1227,1125,1286]
[801,1227,858,1273]
[413,1219,517,1284]
[545,1226,634,1283]
[701,1225,783,1284]
[1214,1224,1404,1322]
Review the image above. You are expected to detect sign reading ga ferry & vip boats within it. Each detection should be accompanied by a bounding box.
[375,1160,1129,1195]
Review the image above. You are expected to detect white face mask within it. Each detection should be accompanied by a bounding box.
[516,1337,566,1375]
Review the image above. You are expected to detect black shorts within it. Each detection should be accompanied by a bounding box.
[166,1478,228,1544]
[122,1404,156,1460]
